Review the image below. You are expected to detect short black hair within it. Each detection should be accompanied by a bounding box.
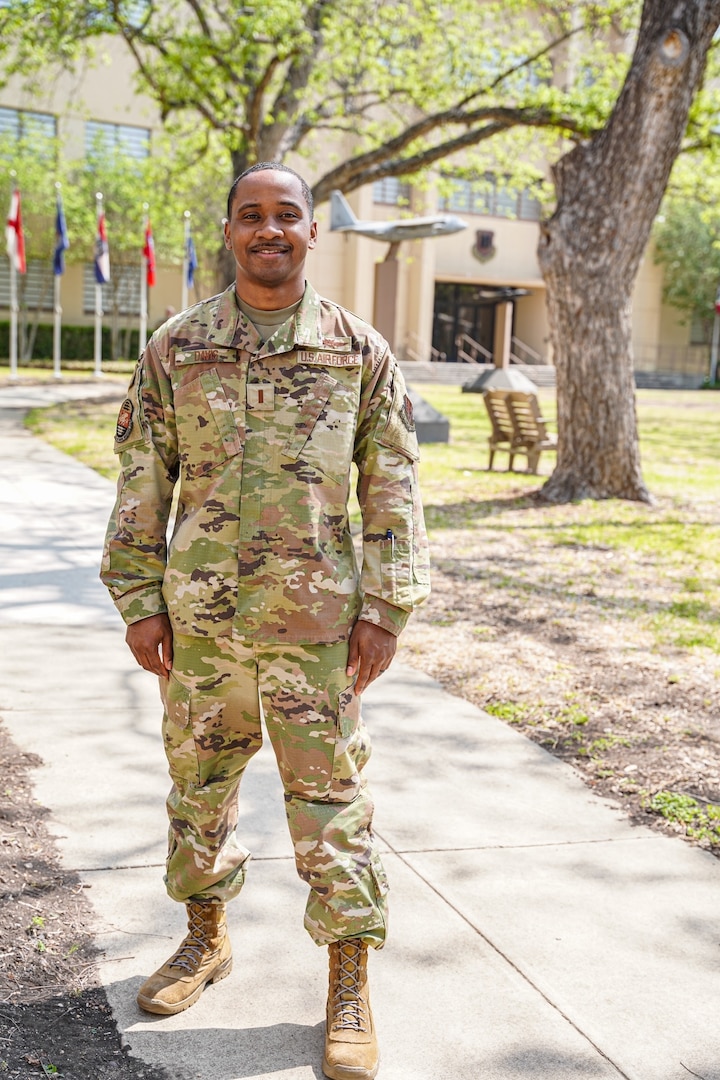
[226,162,314,221]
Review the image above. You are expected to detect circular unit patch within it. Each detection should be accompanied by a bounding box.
[115,398,134,443]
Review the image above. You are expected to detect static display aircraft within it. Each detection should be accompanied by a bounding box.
[329,189,467,244]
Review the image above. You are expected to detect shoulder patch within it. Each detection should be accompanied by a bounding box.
[399,393,416,432]
[377,378,420,462]
[115,398,135,443]
[113,361,147,453]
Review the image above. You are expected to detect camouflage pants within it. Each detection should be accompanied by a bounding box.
[158,633,389,947]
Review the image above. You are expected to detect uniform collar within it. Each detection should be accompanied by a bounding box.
[205,282,324,354]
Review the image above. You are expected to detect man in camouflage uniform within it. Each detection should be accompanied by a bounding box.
[101,162,429,1080]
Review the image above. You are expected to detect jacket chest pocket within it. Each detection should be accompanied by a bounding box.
[174,368,243,479]
[283,371,357,484]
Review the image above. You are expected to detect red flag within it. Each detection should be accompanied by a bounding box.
[6,187,26,274]
[143,220,156,287]
[94,211,110,284]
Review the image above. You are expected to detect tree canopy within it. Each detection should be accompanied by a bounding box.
[654,199,720,344]
[0,0,654,202]
[3,0,720,501]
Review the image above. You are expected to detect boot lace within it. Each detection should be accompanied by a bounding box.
[330,940,369,1033]
[167,903,217,975]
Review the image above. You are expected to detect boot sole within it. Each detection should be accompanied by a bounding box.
[137,955,233,1016]
[321,1054,379,1080]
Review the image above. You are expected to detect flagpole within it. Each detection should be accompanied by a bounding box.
[139,203,149,351]
[182,210,190,311]
[8,172,18,381]
[53,182,63,380]
[9,256,17,381]
[710,284,720,386]
[94,192,104,379]
[53,275,61,380]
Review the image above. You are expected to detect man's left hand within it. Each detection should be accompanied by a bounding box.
[346,621,397,695]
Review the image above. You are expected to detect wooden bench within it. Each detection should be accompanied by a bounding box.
[483,389,557,473]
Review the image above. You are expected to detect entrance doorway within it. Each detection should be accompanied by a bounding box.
[433,283,525,363]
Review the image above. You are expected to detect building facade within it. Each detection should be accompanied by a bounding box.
[0,38,709,383]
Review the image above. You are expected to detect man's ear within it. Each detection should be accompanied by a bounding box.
[223,219,232,250]
[308,221,318,249]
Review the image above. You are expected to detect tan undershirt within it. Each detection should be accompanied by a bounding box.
[236,295,302,344]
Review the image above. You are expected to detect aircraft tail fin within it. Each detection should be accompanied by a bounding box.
[329,190,357,231]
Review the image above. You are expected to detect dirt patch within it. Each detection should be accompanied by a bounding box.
[0,721,168,1080]
[398,494,720,855]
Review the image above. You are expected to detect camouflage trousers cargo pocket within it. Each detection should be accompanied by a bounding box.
[159,634,389,946]
[160,671,200,786]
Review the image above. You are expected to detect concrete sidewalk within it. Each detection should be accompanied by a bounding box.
[1,381,719,1080]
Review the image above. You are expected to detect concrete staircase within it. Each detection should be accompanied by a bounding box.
[400,360,557,388]
[401,362,705,392]
[633,370,705,390]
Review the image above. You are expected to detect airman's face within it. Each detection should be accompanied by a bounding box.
[224,170,317,305]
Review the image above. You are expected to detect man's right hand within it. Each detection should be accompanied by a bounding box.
[125,613,173,677]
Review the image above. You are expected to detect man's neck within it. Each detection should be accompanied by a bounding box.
[234,279,306,312]
[236,294,302,344]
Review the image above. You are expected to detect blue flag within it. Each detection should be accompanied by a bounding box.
[186,232,198,289]
[53,193,69,276]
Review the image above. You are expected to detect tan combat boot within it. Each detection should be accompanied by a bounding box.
[136,901,232,1015]
[323,937,379,1080]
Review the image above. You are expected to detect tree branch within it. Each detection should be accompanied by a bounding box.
[312,105,591,202]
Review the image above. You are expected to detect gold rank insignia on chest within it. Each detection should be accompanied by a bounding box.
[247,383,275,410]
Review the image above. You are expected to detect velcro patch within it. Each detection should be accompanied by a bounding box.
[321,336,352,351]
[296,350,361,367]
[115,398,134,443]
[247,383,275,411]
[400,393,416,432]
[177,348,238,365]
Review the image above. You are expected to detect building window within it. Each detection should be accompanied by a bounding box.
[373,177,411,206]
[0,260,55,311]
[0,107,56,141]
[85,120,150,160]
[439,175,542,221]
[83,264,142,315]
[690,311,712,345]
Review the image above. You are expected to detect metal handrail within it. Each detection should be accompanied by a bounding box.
[455,332,493,364]
[510,336,545,365]
[405,331,447,363]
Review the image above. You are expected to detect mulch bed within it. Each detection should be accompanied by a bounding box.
[0,721,168,1080]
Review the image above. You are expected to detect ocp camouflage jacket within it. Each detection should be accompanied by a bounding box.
[101,282,430,643]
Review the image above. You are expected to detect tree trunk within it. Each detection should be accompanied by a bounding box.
[214,148,253,292]
[538,0,720,503]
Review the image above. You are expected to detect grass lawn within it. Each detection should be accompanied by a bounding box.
[0,360,135,384]
[410,384,720,652]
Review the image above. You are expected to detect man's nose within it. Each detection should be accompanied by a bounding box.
[256,217,283,238]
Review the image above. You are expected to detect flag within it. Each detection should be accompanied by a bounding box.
[186,231,198,289]
[6,187,26,274]
[143,219,156,287]
[53,192,69,276]
[94,211,110,284]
